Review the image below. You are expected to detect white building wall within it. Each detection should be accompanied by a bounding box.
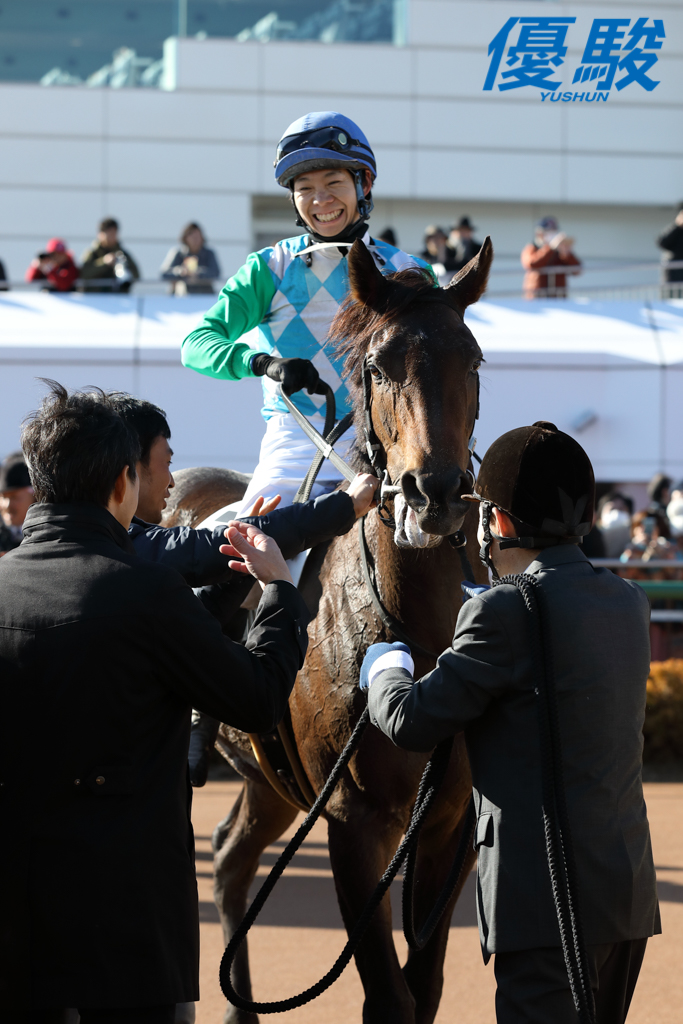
[0,0,680,285]
[0,0,681,479]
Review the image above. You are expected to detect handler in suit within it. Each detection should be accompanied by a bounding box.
[0,382,309,1023]
[361,422,660,1023]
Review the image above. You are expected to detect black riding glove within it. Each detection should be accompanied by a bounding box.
[251,354,326,396]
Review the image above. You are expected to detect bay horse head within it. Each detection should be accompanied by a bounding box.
[331,237,493,544]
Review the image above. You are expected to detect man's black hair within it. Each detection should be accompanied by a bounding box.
[648,472,671,505]
[597,490,634,517]
[99,217,119,233]
[21,380,140,506]
[108,394,171,465]
[181,222,204,245]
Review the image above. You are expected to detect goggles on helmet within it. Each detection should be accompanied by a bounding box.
[275,126,375,168]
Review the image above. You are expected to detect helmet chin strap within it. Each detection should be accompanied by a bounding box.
[479,501,503,582]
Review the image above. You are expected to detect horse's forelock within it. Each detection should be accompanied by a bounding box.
[330,267,437,393]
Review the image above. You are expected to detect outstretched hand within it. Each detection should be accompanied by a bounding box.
[347,473,380,518]
[242,494,282,518]
[219,521,293,590]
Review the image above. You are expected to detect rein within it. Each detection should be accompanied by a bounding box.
[219,380,480,1012]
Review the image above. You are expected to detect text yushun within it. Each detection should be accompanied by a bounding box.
[483,16,666,101]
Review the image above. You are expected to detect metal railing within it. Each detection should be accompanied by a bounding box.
[0,278,206,297]
[472,259,683,302]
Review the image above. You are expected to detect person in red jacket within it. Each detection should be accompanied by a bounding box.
[521,216,581,298]
[26,238,79,293]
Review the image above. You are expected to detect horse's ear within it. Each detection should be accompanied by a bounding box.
[347,239,391,310]
[444,236,493,316]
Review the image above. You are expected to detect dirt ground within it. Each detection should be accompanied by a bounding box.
[191,780,683,1024]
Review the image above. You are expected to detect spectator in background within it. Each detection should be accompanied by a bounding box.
[420,225,458,284]
[161,223,221,296]
[596,490,634,558]
[25,238,78,293]
[448,216,482,273]
[647,472,671,515]
[667,495,683,560]
[0,451,34,549]
[80,217,140,293]
[521,216,581,298]
[377,227,397,247]
[657,202,683,297]
[0,257,8,291]
[621,511,674,574]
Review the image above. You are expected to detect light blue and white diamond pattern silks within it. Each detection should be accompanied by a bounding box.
[251,233,430,420]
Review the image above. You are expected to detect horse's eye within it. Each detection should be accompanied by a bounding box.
[471,360,481,374]
[368,364,382,380]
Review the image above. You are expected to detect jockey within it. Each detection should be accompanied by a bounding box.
[181,111,432,515]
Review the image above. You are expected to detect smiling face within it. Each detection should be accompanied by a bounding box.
[292,167,369,236]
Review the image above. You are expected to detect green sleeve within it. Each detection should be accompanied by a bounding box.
[181,251,277,380]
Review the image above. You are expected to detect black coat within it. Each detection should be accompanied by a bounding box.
[0,502,309,1009]
[369,546,659,959]
[128,489,355,588]
[657,222,683,282]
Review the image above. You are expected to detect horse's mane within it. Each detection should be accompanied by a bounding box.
[330,267,436,396]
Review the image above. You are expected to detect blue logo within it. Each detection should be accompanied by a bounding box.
[484,16,665,101]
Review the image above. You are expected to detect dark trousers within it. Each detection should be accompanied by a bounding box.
[494,938,648,1023]
[30,1007,175,1024]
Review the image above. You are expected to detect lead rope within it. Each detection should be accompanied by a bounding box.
[219,707,454,1013]
[499,574,596,1024]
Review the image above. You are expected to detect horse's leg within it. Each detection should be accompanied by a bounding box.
[327,811,417,1024]
[401,796,476,1024]
[212,779,298,1024]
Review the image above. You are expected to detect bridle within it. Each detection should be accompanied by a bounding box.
[360,353,481,538]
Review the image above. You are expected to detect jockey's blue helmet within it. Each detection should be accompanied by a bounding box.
[274,111,376,188]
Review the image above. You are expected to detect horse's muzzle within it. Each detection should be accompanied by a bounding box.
[400,468,470,536]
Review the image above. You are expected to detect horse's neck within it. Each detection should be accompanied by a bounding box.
[370,513,479,659]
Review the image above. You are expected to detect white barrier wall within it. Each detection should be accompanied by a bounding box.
[2,293,682,483]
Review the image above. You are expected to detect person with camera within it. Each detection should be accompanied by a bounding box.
[521,216,582,298]
[25,238,79,293]
[361,421,659,1023]
[0,381,311,1023]
[80,217,140,293]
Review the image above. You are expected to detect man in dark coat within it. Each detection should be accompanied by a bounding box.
[361,422,659,1023]
[448,216,483,273]
[109,393,377,784]
[0,450,34,550]
[0,382,310,1022]
[657,202,683,289]
[80,217,140,293]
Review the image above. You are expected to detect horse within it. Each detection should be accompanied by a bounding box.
[165,237,493,1023]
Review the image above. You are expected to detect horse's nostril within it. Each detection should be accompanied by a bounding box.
[401,472,428,513]
[402,469,468,512]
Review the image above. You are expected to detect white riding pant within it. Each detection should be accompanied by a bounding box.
[198,412,355,530]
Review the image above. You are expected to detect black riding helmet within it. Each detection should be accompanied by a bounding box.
[464,421,595,577]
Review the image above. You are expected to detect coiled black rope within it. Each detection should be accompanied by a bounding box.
[220,710,463,1013]
[500,573,596,1024]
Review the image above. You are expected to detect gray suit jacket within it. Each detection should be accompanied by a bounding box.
[368,545,660,960]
